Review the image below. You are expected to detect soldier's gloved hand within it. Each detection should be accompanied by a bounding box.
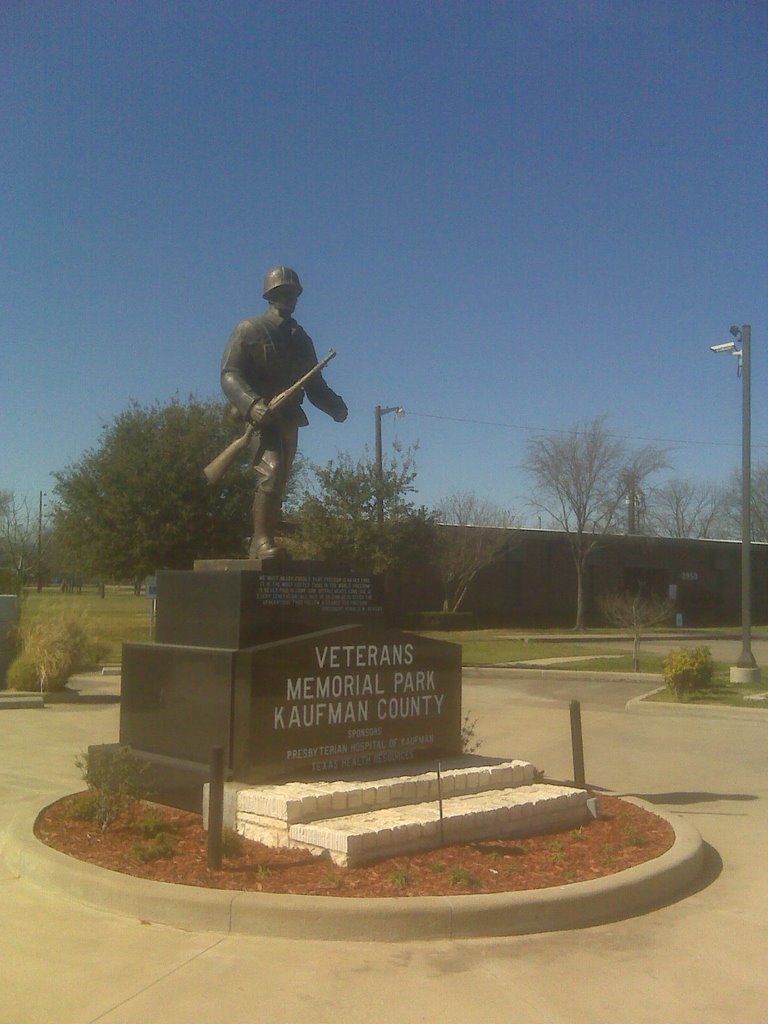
[248,400,270,427]
[331,398,348,423]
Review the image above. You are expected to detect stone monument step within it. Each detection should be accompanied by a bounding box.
[236,760,536,826]
[238,783,591,867]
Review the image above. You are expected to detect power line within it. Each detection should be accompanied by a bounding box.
[406,411,768,451]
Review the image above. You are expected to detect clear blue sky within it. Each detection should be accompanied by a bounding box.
[3,1,766,523]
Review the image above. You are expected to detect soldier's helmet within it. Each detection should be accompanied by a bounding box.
[262,266,303,299]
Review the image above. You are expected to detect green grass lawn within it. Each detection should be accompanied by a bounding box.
[20,587,152,662]
[644,666,767,707]
[543,653,669,673]
[414,629,666,672]
[19,602,658,670]
[15,594,767,709]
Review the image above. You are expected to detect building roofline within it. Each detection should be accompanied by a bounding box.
[436,522,767,548]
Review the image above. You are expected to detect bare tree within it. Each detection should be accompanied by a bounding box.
[525,417,668,630]
[0,492,45,584]
[435,492,518,612]
[751,463,768,542]
[646,477,729,539]
[620,446,674,533]
[598,588,673,671]
[721,462,768,542]
[708,463,766,541]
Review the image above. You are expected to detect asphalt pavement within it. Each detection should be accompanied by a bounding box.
[1,667,767,1024]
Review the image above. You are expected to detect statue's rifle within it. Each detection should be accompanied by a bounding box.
[203,349,336,486]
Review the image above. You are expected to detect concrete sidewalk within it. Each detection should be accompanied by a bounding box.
[1,671,767,1023]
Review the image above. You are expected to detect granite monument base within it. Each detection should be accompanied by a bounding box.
[115,561,462,811]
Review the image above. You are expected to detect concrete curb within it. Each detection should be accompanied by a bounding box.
[0,693,45,709]
[4,795,705,942]
[626,688,768,719]
[465,665,664,682]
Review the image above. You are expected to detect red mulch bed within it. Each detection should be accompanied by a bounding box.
[34,792,674,898]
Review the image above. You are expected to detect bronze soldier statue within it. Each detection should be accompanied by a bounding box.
[219,266,347,558]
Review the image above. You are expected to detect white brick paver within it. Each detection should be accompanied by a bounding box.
[236,765,591,867]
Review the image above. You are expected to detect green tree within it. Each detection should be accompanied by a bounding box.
[290,445,439,576]
[53,397,254,586]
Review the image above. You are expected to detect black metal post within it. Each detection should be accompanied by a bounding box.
[569,700,586,787]
[436,760,445,846]
[207,745,224,869]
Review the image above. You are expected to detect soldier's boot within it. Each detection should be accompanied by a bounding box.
[249,491,280,559]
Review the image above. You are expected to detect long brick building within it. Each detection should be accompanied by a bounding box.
[410,527,767,628]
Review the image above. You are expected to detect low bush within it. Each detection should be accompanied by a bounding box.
[449,865,481,888]
[221,828,243,858]
[68,792,102,822]
[130,832,177,863]
[662,646,714,698]
[388,866,410,888]
[74,747,149,830]
[135,808,178,840]
[7,611,107,692]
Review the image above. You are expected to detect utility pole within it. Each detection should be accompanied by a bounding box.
[736,325,757,676]
[710,324,759,683]
[36,491,44,593]
[374,405,404,524]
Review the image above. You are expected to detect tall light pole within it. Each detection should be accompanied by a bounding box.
[710,324,760,683]
[374,405,404,524]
